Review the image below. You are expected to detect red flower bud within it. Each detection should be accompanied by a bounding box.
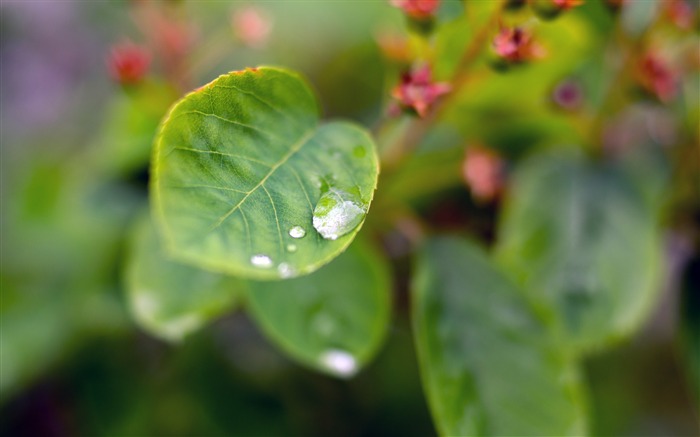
[232,6,273,48]
[638,52,678,102]
[107,42,151,85]
[391,64,451,117]
[390,0,440,20]
[492,27,545,63]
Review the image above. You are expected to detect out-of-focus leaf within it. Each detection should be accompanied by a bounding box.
[93,80,177,176]
[413,237,587,436]
[125,214,243,342]
[496,151,663,353]
[152,67,379,280]
[245,239,391,378]
[1,159,136,397]
[621,0,661,37]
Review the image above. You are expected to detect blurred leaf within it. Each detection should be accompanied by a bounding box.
[125,213,243,342]
[621,0,661,37]
[496,151,663,353]
[1,160,136,397]
[152,67,379,280]
[245,239,391,378]
[412,237,587,436]
[93,80,177,176]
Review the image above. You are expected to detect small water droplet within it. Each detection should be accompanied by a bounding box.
[277,262,295,278]
[250,254,273,268]
[286,244,297,253]
[312,188,366,241]
[353,145,366,158]
[288,225,306,239]
[319,349,357,377]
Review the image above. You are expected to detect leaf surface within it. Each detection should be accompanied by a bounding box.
[125,214,242,342]
[413,237,587,436]
[495,152,663,352]
[152,67,379,279]
[245,240,391,378]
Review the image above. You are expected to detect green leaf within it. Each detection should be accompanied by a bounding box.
[413,237,587,436]
[245,239,391,378]
[152,67,379,280]
[125,213,243,342]
[495,152,663,353]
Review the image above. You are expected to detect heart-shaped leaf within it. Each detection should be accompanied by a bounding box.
[413,237,587,436]
[125,213,243,342]
[152,67,379,280]
[245,239,391,378]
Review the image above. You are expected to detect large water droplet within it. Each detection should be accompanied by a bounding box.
[250,254,273,268]
[277,262,295,278]
[288,225,306,239]
[319,349,357,377]
[312,188,366,240]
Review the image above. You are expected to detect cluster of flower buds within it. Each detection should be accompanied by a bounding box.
[391,64,451,117]
[107,41,151,85]
[491,26,545,68]
[462,146,505,203]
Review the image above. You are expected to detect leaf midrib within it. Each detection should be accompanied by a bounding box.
[208,128,316,231]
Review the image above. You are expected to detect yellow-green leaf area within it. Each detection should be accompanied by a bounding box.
[152,67,379,280]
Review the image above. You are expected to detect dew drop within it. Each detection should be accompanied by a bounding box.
[319,349,358,377]
[250,254,273,268]
[277,262,295,278]
[312,188,366,240]
[286,244,297,253]
[288,225,306,239]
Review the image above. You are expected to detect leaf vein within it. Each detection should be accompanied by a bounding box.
[207,129,315,232]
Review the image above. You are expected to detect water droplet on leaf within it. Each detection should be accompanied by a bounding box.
[277,262,294,278]
[312,188,366,240]
[286,244,297,253]
[319,349,357,377]
[288,225,306,239]
[250,254,273,268]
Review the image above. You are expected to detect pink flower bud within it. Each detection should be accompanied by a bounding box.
[462,146,504,203]
[389,0,440,20]
[232,6,273,48]
[391,64,451,117]
[638,52,678,102]
[492,27,545,63]
[107,41,151,85]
